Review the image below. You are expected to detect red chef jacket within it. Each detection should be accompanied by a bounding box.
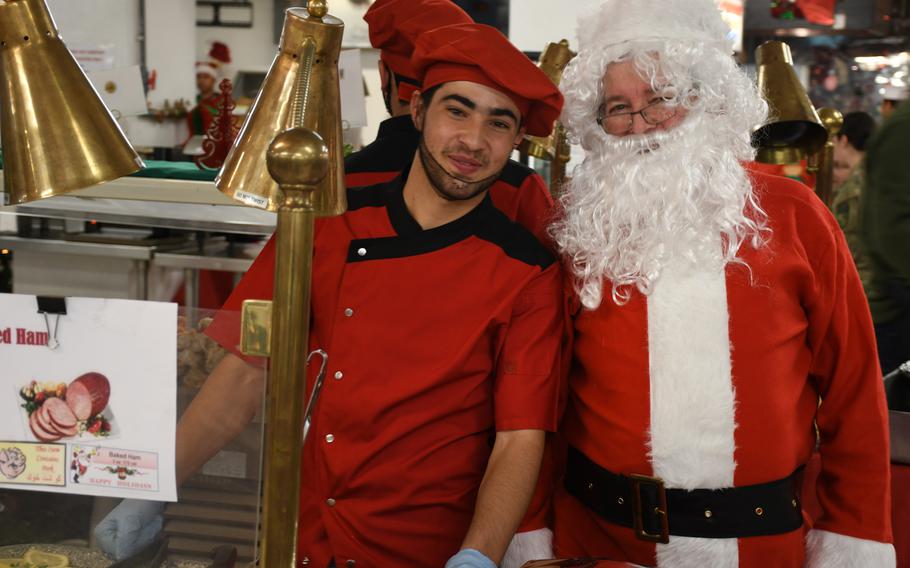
[207,171,564,568]
[225,115,563,538]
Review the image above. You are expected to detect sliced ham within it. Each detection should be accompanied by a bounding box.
[29,410,60,442]
[44,397,78,433]
[66,372,110,421]
[37,404,61,436]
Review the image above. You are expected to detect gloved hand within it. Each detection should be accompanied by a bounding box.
[94,498,165,561]
[445,548,497,568]
[501,528,553,568]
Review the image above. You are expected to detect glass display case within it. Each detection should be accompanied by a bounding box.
[0,306,264,568]
[0,170,270,567]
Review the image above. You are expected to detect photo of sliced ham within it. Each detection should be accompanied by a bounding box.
[44,398,79,437]
[36,404,59,436]
[29,409,60,442]
[21,372,113,442]
[45,397,77,429]
[65,372,110,421]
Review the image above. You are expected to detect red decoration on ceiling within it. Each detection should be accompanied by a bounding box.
[770,0,802,20]
[797,0,835,25]
[771,0,835,25]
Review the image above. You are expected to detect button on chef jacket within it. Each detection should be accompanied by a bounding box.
[206,170,564,568]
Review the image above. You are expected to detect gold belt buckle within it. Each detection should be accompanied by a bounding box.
[630,473,670,544]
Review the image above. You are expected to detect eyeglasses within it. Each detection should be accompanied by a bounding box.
[596,99,678,135]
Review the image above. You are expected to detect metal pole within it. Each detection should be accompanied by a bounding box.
[259,127,328,568]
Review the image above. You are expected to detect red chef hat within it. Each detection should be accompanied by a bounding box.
[412,23,564,137]
[365,0,472,102]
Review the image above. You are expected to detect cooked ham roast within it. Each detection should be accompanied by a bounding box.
[66,372,110,421]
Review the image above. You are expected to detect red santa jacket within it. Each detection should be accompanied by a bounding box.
[553,170,894,567]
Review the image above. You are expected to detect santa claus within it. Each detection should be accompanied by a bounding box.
[549,0,895,566]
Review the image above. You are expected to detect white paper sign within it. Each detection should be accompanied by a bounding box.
[86,65,149,118]
[0,294,178,502]
[69,44,116,72]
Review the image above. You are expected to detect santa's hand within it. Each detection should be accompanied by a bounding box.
[445,548,497,568]
[94,498,165,560]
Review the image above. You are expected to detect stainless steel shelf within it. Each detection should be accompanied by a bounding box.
[155,252,255,273]
[0,234,156,260]
[0,175,276,235]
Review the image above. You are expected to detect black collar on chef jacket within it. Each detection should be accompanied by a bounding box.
[344,169,554,270]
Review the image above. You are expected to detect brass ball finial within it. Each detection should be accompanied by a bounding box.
[266,127,330,189]
[817,107,844,138]
[307,0,328,19]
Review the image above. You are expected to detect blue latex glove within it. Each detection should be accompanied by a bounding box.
[94,498,165,560]
[445,548,497,568]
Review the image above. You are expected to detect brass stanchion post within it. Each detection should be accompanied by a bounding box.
[814,107,844,207]
[260,127,329,567]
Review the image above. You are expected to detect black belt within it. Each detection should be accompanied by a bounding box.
[564,446,804,543]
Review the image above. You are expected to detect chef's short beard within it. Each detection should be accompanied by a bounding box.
[551,109,769,310]
[417,134,500,202]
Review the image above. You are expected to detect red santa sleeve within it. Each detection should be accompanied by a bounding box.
[802,207,895,565]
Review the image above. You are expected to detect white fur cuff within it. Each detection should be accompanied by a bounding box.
[805,529,896,567]
[501,528,553,568]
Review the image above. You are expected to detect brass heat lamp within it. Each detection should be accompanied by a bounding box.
[520,40,576,161]
[222,1,347,565]
[751,41,827,166]
[812,107,844,206]
[0,0,144,205]
[216,1,346,216]
[519,40,576,196]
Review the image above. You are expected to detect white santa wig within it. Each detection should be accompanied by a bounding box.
[551,0,771,309]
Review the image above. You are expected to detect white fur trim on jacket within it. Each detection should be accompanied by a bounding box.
[647,245,738,567]
[805,529,896,567]
[501,528,553,568]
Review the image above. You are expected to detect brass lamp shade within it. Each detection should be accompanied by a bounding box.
[752,41,827,165]
[520,40,576,161]
[216,6,346,216]
[0,0,144,205]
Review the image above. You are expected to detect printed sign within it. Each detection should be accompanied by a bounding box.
[70,445,159,493]
[0,293,178,501]
[0,442,66,487]
[69,44,116,72]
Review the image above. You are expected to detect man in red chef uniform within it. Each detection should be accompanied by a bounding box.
[230,3,563,559]
[96,6,561,566]
[197,23,564,568]
[548,0,895,566]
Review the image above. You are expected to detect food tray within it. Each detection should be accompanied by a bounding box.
[0,544,207,568]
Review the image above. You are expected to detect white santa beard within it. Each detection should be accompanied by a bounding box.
[552,110,764,310]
